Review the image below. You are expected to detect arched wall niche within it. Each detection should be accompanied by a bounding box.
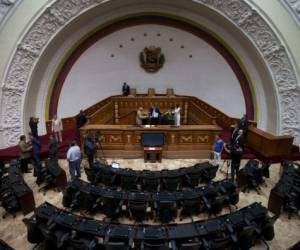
[48,15,254,122]
[0,0,299,148]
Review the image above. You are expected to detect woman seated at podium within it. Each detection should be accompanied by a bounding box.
[136,107,148,126]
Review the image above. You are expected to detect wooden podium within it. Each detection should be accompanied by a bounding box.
[144,147,162,163]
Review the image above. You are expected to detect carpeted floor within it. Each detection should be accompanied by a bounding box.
[0,158,299,250]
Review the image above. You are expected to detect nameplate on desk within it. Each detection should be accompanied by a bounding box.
[148,147,156,150]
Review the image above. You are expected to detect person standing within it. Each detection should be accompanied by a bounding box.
[51,114,63,143]
[29,133,43,185]
[18,135,32,173]
[238,114,248,133]
[29,117,39,138]
[174,104,181,126]
[67,141,81,180]
[122,82,130,96]
[84,131,96,168]
[75,110,87,141]
[76,110,87,129]
[150,103,161,125]
[225,141,243,182]
[136,107,148,126]
[48,134,58,160]
[212,134,224,166]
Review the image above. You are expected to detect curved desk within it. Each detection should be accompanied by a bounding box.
[80,124,222,158]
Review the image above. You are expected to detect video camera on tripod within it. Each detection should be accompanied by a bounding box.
[94,130,107,165]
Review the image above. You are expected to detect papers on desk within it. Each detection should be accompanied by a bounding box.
[148,147,156,150]
[112,161,120,168]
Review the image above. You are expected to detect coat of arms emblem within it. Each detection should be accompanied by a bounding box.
[140,46,165,73]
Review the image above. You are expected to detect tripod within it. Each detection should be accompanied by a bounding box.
[220,159,231,180]
[95,131,107,164]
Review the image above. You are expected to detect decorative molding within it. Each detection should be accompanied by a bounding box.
[1,0,300,147]
[281,0,300,27]
[0,0,19,28]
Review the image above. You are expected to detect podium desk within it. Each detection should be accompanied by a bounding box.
[144,147,162,163]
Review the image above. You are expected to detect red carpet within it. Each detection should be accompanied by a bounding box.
[0,129,77,162]
[0,128,299,163]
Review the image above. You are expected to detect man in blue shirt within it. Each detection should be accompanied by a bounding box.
[67,140,81,180]
[212,134,224,166]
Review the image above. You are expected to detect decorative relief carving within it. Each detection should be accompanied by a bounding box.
[281,0,300,26]
[179,135,193,143]
[195,0,300,145]
[197,135,209,143]
[109,135,122,143]
[1,0,104,146]
[0,0,18,26]
[1,0,300,147]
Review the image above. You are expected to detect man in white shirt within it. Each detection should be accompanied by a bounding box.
[67,141,81,180]
[51,114,63,143]
[174,104,181,126]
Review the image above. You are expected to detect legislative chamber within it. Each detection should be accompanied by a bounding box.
[1,1,300,248]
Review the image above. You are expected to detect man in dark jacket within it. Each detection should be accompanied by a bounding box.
[29,117,39,138]
[75,110,87,141]
[29,133,43,185]
[48,134,58,160]
[122,82,130,96]
[84,131,96,168]
[76,110,87,129]
[149,103,161,125]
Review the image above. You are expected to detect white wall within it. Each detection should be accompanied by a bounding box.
[58,25,245,118]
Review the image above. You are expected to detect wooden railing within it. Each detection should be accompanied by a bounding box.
[88,101,114,124]
[246,127,294,157]
[189,101,216,125]
[117,110,136,124]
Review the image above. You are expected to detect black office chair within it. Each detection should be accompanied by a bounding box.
[141,240,170,250]
[236,226,256,250]
[101,196,123,220]
[260,215,278,249]
[156,200,177,223]
[63,189,82,210]
[100,167,116,186]
[219,180,239,211]
[53,229,70,249]
[208,235,232,250]
[120,170,138,190]
[185,172,202,188]
[68,232,98,250]
[104,241,130,250]
[202,185,219,215]
[84,166,96,183]
[202,165,218,183]
[180,198,201,219]
[142,171,161,192]
[179,238,202,250]
[162,170,181,191]
[38,217,57,248]
[23,217,44,244]
[128,200,148,222]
